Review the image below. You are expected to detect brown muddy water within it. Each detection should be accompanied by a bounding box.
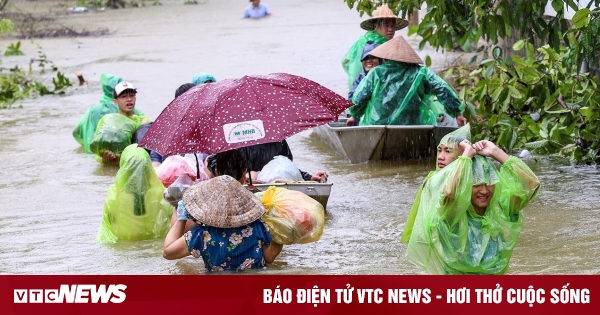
[0,0,598,275]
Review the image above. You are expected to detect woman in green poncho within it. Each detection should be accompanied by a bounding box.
[406,140,540,274]
[96,144,174,243]
[72,73,145,154]
[348,36,467,127]
[341,5,408,92]
[400,123,472,244]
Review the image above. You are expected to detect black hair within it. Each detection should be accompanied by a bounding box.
[113,89,137,99]
[211,149,248,182]
[175,83,197,98]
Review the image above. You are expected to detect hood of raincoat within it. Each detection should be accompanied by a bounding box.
[472,155,500,186]
[101,73,124,102]
[439,123,471,147]
[119,143,152,194]
[191,72,217,85]
[360,41,380,61]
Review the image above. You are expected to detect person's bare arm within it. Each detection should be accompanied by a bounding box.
[472,140,509,164]
[163,220,190,260]
[262,242,283,264]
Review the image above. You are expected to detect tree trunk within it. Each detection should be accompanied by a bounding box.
[408,8,419,27]
[0,0,10,12]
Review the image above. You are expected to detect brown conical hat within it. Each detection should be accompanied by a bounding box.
[360,5,408,31]
[182,175,265,228]
[369,36,424,64]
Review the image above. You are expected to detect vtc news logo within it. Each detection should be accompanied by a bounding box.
[14,284,127,303]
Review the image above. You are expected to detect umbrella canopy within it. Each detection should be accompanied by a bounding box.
[139,73,352,156]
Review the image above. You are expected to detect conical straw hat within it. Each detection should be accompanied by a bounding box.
[360,5,408,31]
[369,36,424,64]
[182,175,265,228]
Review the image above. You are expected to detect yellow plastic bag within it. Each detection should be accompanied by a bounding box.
[258,186,324,245]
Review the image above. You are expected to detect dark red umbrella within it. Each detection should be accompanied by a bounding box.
[139,73,352,156]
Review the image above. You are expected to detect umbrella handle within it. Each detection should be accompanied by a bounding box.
[194,152,200,179]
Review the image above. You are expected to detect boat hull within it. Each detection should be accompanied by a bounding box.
[314,122,457,163]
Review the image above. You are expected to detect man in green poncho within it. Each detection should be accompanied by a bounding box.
[347,36,467,127]
[341,5,408,92]
[406,139,540,274]
[72,73,145,154]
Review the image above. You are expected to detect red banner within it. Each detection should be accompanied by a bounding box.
[1,275,596,314]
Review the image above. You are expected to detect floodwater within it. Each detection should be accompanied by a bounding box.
[0,0,598,275]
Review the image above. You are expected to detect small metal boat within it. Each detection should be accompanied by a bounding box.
[314,120,457,164]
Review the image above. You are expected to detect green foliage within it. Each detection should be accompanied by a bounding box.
[343,0,600,164]
[1,37,73,109]
[0,19,13,34]
[4,41,24,56]
[441,44,600,164]
[76,0,105,8]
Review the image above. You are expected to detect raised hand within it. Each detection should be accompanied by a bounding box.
[459,139,476,158]
[472,140,509,164]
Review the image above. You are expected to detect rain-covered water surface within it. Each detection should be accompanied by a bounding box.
[0,0,598,274]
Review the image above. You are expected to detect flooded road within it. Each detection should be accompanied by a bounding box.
[0,0,598,275]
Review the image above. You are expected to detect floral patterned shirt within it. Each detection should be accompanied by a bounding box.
[184,219,272,271]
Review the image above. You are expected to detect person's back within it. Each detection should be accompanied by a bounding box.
[349,36,464,126]
[96,144,173,243]
[163,175,283,271]
[239,141,293,172]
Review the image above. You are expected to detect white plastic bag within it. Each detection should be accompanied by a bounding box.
[257,155,303,183]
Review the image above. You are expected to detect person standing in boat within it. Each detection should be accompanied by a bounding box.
[346,36,467,127]
[341,5,407,93]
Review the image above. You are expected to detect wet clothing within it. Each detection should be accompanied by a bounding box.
[243,3,271,19]
[95,144,173,243]
[150,151,164,164]
[406,156,540,274]
[348,71,367,101]
[342,31,387,91]
[350,61,464,126]
[72,73,144,154]
[184,219,272,271]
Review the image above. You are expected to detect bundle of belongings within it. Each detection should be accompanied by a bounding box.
[255,186,325,245]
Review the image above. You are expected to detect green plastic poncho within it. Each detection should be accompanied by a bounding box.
[89,113,150,158]
[350,61,463,126]
[400,124,472,243]
[405,155,540,274]
[96,144,174,243]
[72,73,145,153]
[342,31,388,91]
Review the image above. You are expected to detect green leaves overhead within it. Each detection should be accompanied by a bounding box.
[343,0,600,164]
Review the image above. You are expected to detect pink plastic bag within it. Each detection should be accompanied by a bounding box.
[154,155,196,187]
